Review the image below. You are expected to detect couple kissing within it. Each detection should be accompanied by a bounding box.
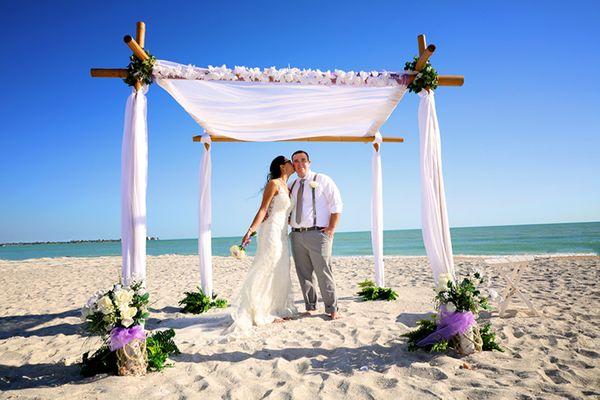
[229,150,343,334]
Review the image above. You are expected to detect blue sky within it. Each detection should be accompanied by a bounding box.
[0,1,599,242]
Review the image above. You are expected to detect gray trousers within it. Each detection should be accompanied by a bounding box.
[290,230,337,313]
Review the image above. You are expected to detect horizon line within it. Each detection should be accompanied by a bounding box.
[2,220,598,246]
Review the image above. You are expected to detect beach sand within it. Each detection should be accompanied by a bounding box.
[0,255,598,399]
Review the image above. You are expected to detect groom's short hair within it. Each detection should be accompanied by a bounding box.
[292,150,310,161]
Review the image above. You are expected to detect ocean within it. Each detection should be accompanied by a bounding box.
[0,222,598,261]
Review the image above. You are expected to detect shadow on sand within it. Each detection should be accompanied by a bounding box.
[0,309,83,339]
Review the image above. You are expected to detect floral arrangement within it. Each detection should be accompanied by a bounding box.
[124,50,156,87]
[153,61,415,88]
[81,280,149,336]
[229,231,257,259]
[403,56,438,93]
[357,280,398,301]
[403,270,503,355]
[80,280,180,376]
[179,287,228,314]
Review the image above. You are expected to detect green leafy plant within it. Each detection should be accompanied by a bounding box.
[146,329,181,372]
[435,272,491,314]
[480,323,504,352]
[402,315,439,351]
[357,280,398,301]
[80,345,118,377]
[179,287,228,314]
[403,56,438,93]
[124,51,156,87]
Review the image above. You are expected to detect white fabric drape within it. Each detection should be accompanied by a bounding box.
[418,90,455,284]
[371,133,385,287]
[121,87,148,285]
[156,63,407,141]
[198,134,213,297]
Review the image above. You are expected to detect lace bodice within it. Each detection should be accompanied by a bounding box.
[264,181,293,226]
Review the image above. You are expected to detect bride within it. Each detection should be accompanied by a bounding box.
[228,155,298,333]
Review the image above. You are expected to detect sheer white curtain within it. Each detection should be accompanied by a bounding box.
[121,87,148,285]
[371,133,385,287]
[198,134,213,297]
[156,61,407,292]
[418,90,455,283]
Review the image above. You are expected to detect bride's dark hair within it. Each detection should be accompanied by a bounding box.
[267,155,288,182]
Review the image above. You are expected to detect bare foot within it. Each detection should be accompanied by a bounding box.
[328,311,341,320]
[273,318,286,323]
[301,310,316,316]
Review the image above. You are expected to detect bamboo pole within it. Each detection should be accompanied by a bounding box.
[133,22,147,91]
[437,75,464,86]
[136,22,146,48]
[89,69,463,86]
[414,44,436,71]
[418,34,427,55]
[123,35,149,61]
[193,135,404,143]
[90,68,128,78]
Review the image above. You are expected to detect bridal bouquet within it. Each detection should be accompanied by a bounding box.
[80,280,180,377]
[230,231,257,259]
[404,270,502,355]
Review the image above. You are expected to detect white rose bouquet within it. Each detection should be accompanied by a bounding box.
[230,231,257,259]
[81,280,150,337]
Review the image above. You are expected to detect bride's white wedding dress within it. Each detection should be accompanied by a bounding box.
[228,181,298,334]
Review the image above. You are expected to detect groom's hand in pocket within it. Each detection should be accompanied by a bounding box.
[321,227,335,238]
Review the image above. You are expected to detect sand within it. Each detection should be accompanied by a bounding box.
[0,254,598,399]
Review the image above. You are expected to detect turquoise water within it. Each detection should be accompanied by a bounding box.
[0,222,598,261]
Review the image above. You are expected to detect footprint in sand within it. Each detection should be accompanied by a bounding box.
[544,368,570,385]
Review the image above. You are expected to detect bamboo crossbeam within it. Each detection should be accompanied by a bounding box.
[89,68,464,87]
[90,68,128,78]
[418,34,427,55]
[414,44,436,71]
[193,135,404,143]
[123,35,149,61]
[437,75,464,86]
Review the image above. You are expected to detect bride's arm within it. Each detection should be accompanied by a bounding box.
[242,180,278,246]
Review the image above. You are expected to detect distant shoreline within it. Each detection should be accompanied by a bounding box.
[0,237,159,247]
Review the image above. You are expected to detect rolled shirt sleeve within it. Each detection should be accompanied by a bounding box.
[321,174,343,214]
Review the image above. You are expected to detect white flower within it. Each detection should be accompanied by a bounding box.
[97,295,115,315]
[80,307,92,322]
[446,302,457,313]
[309,181,319,189]
[113,289,134,308]
[119,306,138,327]
[436,273,451,292]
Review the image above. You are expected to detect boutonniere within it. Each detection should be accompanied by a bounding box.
[309,181,319,189]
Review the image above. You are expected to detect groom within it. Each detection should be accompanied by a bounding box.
[289,150,343,320]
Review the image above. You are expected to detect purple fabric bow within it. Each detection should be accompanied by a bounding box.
[109,325,146,351]
[417,310,475,347]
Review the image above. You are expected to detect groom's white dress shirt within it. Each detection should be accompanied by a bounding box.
[289,170,343,229]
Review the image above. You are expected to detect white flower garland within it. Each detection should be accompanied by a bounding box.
[153,61,413,87]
